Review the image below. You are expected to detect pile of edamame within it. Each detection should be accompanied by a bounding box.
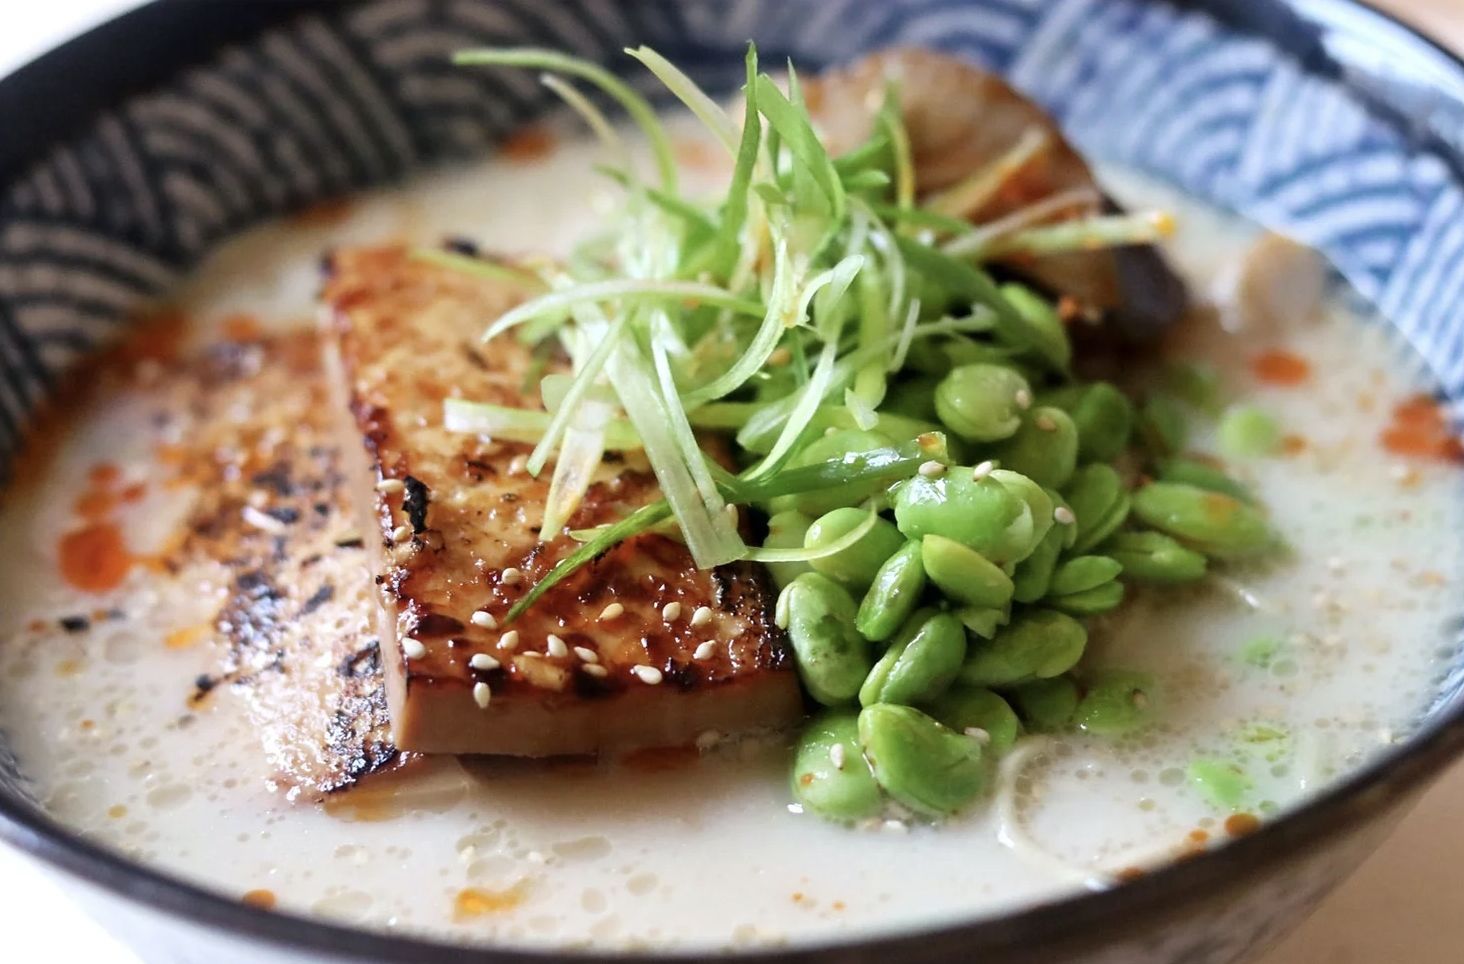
[771,289,1279,825]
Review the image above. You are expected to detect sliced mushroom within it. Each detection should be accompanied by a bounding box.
[805,47,1190,338]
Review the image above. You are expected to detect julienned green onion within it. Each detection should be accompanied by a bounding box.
[443,398,642,451]
[409,249,548,292]
[445,43,1177,611]
[482,279,765,344]
[959,210,1177,260]
[926,127,1050,220]
[506,434,951,621]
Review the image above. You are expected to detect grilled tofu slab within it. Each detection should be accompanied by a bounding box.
[321,247,801,756]
[129,332,406,797]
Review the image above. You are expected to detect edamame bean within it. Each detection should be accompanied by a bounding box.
[805,508,906,590]
[1049,581,1125,616]
[1074,382,1136,462]
[1131,482,1276,559]
[859,611,966,707]
[1073,671,1157,735]
[780,573,872,706]
[990,406,1080,490]
[763,510,814,588]
[791,711,884,822]
[856,540,927,642]
[990,469,1055,564]
[1157,457,1255,504]
[788,429,896,515]
[1047,383,1135,463]
[857,704,987,817]
[956,606,1007,639]
[925,686,1022,752]
[921,535,1015,609]
[893,472,1023,555]
[1218,405,1281,458]
[1012,521,1064,603]
[934,364,1031,442]
[999,282,1073,372]
[1048,556,1124,597]
[1007,676,1080,731]
[1159,361,1224,415]
[1187,757,1252,811]
[1063,464,1132,554]
[1138,395,1189,457]
[959,609,1088,687]
[941,340,1041,385]
[1102,530,1208,584]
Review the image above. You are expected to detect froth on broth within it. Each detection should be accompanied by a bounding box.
[0,120,1460,950]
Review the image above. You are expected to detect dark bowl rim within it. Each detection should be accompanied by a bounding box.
[2,0,1463,961]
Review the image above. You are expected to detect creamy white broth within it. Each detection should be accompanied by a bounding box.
[1,119,1462,949]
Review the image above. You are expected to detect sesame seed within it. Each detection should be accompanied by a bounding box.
[1054,506,1076,525]
[690,605,713,628]
[972,460,995,481]
[545,634,568,658]
[1035,414,1058,432]
[500,567,523,586]
[573,645,598,663]
[693,640,716,661]
[662,602,683,622]
[402,637,426,660]
[469,653,500,671]
[472,682,492,709]
[391,525,412,543]
[498,630,520,651]
[242,506,288,534]
[964,727,991,745]
[724,504,740,524]
[632,664,664,685]
[582,663,608,678]
[1014,388,1033,410]
[881,819,908,834]
[375,478,405,495]
[918,460,946,478]
[507,454,528,475]
[470,610,497,630]
[829,743,846,770]
[599,602,624,621]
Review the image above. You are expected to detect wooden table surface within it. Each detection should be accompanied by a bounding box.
[1371,0,1464,48]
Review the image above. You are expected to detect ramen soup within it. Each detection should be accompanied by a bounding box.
[2,87,1462,949]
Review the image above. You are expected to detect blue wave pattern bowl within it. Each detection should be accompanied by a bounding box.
[0,1,1462,962]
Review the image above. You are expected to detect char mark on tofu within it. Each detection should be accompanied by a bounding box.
[169,333,405,796]
[320,246,801,757]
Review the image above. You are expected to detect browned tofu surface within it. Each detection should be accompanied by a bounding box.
[321,247,800,756]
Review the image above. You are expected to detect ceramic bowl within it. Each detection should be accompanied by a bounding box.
[1,1,1462,961]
